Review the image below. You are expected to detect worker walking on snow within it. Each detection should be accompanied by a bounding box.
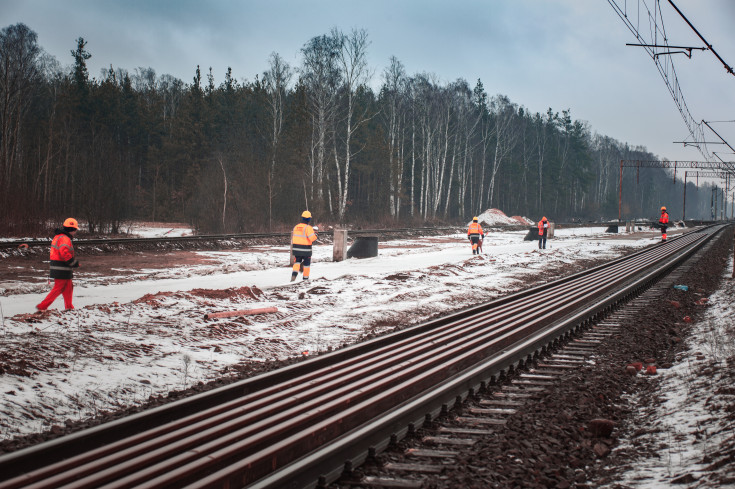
[36,218,80,311]
[538,216,549,249]
[467,217,484,255]
[659,206,669,241]
[291,210,318,281]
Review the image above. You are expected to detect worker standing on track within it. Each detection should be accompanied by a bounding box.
[538,216,549,249]
[36,218,80,311]
[291,210,318,281]
[467,217,484,255]
[659,206,669,241]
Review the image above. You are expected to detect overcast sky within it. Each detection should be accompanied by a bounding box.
[3,0,735,166]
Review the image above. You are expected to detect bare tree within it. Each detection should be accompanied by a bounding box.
[262,52,292,228]
[450,79,480,218]
[381,56,406,218]
[218,155,227,231]
[0,23,42,202]
[486,95,519,208]
[300,34,341,207]
[332,28,373,221]
[535,109,555,210]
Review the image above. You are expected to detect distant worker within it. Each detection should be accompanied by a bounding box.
[291,210,318,281]
[467,216,484,255]
[36,218,80,311]
[659,206,669,242]
[538,216,549,249]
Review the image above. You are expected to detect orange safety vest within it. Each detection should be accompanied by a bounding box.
[467,222,483,238]
[50,232,77,279]
[538,219,549,236]
[659,212,669,225]
[292,223,317,256]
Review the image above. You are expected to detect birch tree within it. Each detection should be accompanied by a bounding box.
[300,34,340,207]
[333,28,372,221]
[262,52,292,228]
[486,95,519,208]
[381,55,406,218]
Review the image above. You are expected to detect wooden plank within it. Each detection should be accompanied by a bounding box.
[492,391,535,399]
[519,374,557,380]
[405,448,458,458]
[502,385,545,392]
[384,462,443,474]
[478,399,524,407]
[469,407,516,415]
[530,367,569,374]
[511,379,554,386]
[203,307,278,319]
[437,427,495,436]
[536,363,579,369]
[422,436,476,446]
[359,476,424,488]
[455,416,507,426]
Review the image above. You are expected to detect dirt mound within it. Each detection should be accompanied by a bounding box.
[188,286,263,300]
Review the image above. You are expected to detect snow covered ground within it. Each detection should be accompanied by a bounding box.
[0,227,667,441]
[605,255,735,488]
[121,221,194,238]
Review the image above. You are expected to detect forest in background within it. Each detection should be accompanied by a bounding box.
[0,23,720,235]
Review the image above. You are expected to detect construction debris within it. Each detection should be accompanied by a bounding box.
[204,307,278,320]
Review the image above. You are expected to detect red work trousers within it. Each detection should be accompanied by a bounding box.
[37,279,74,310]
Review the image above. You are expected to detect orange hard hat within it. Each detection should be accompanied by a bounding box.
[661,206,666,211]
[63,217,79,229]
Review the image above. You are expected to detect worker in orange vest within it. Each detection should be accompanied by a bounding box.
[659,206,669,241]
[37,218,80,311]
[538,216,549,249]
[291,210,318,281]
[467,217,484,255]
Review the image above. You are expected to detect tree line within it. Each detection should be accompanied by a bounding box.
[0,23,717,234]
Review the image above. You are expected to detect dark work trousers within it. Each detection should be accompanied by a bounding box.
[539,231,547,249]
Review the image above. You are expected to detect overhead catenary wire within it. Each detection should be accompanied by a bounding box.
[667,0,735,76]
[606,0,735,165]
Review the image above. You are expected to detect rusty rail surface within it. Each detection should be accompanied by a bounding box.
[0,227,462,250]
[0,226,723,489]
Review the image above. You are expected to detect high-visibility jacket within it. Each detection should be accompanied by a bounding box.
[49,230,78,279]
[467,222,484,239]
[292,223,317,257]
[538,219,549,236]
[659,212,669,226]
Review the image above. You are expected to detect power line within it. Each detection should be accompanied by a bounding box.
[607,0,735,166]
[607,0,711,159]
[666,0,735,76]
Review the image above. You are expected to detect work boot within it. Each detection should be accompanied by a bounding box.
[290,272,297,282]
[303,276,309,281]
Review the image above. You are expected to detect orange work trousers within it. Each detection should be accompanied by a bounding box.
[37,279,74,310]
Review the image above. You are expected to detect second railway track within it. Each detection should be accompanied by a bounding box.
[0,224,726,489]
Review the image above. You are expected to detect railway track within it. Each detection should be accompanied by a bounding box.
[0,227,463,250]
[0,225,724,489]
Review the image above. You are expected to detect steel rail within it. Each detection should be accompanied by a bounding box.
[0,226,722,489]
[0,227,463,250]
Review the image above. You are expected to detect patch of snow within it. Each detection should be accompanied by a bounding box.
[470,208,528,226]
[123,222,193,238]
[602,256,735,488]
